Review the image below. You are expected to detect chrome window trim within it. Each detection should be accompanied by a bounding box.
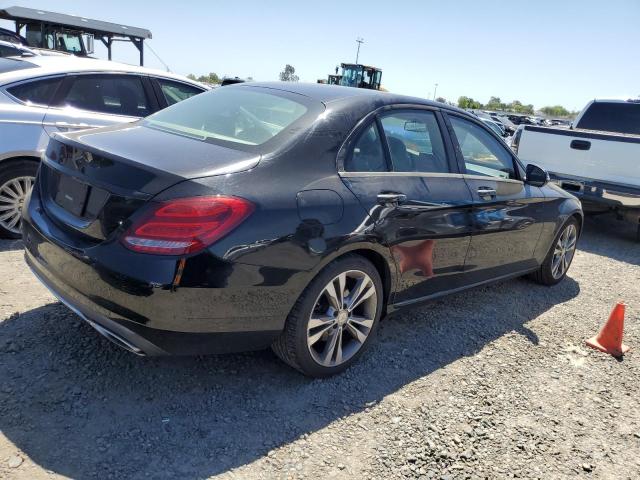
[339,171,464,179]
[462,174,524,185]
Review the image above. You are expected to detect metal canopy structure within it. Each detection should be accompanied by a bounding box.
[0,6,152,65]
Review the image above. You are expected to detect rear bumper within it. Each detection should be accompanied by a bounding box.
[25,249,282,356]
[550,172,640,212]
[21,185,289,356]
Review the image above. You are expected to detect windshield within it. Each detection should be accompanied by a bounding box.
[145,87,315,150]
[340,66,363,87]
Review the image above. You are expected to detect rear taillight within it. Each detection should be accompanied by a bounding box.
[122,196,254,255]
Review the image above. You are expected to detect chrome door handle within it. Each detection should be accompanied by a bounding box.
[377,192,407,206]
[477,187,497,199]
[55,121,90,128]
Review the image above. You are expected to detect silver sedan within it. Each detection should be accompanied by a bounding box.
[0,55,207,237]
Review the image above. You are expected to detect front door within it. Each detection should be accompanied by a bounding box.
[340,108,475,305]
[445,113,545,281]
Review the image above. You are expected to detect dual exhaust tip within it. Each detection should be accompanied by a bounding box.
[87,320,146,356]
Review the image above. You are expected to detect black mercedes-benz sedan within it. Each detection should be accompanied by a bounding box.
[22,82,582,377]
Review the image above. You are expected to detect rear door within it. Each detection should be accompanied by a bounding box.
[339,106,475,305]
[43,73,158,135]
[444,113,545,280]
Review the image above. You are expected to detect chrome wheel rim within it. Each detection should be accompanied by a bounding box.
[307,270,377,367]
[551,223,577,279]
[0,176,34,234]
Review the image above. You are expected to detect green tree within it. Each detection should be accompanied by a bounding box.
[540,105,571,117]
[187,72,221,84]
[279,64,299,82]
[485,96,506,111]
[457,96,483,109]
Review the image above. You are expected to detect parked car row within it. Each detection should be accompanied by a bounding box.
[468,110,517,137]
[14,77,583,376]
[0,55,207,237]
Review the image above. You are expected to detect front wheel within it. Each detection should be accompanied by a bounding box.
[272,255,383,377]
[530,217,579,286]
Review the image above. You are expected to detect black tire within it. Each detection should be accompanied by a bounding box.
[0,159,39,239]
[272,254,384,377]
[529,217,579,286]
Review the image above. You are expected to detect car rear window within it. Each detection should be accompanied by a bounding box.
[144,86,314,149]
[576,102,640,135]
[0,57,37,74]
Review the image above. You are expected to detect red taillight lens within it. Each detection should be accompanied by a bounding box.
[122,196,254,255]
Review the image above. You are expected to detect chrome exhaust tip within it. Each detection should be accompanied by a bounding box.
[88,321,146,356]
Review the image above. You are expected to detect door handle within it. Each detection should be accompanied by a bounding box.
[570,139,591,151]
[377,192,407,206]
[55,121,91,128]
[477,187,497,199]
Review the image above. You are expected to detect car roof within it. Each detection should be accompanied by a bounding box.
[0,55,205,87]
[235,81,466,113]
[590,98,640,104]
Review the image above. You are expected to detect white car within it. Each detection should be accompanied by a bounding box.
[0,55,207,237]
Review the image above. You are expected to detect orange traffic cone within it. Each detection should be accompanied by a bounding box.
[586,302,630,357]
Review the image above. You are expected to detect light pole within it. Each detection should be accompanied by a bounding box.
[355,37,364,64]
[433,83,438,100]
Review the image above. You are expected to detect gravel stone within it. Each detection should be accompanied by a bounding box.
[0,216,638,479]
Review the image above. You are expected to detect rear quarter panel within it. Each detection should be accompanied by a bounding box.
[0,101,49,161]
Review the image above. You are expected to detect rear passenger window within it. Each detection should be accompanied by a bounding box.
[449,116,517,180]
[380,111,449,173]
[7,77,62,106]
[157,78,203,106]
[345,124,388,172]
[61,75,150,117]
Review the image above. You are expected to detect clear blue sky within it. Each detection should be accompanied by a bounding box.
[2,0,639,111]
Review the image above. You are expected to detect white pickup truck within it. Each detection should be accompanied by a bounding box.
[512,99,640,237]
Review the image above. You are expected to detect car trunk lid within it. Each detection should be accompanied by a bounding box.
[39,123,260,242]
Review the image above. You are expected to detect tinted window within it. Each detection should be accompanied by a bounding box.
[0,34,20,43]
[0,45,22,57]
[157,78,203,106]
[380,111,449,173]
[450,116,516,180]
[146,87,309,147]
[576,102,640,135]
[0,58,36,74]
[345,124,387,172]
[62,75,150,117]
[7,77,62,106]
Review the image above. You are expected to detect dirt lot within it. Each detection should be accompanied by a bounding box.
[0,214,638,480]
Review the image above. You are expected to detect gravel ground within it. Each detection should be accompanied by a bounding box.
[0,214,638,480]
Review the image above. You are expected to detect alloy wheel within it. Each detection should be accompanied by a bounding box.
[551,223,577,279]
[0,176,34,235]
[307,270,378,367]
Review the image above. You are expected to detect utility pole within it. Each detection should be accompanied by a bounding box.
[433,83,439,100]
[355,37,364,64]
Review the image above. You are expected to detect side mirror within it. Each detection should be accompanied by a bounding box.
[525,164,549,187]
